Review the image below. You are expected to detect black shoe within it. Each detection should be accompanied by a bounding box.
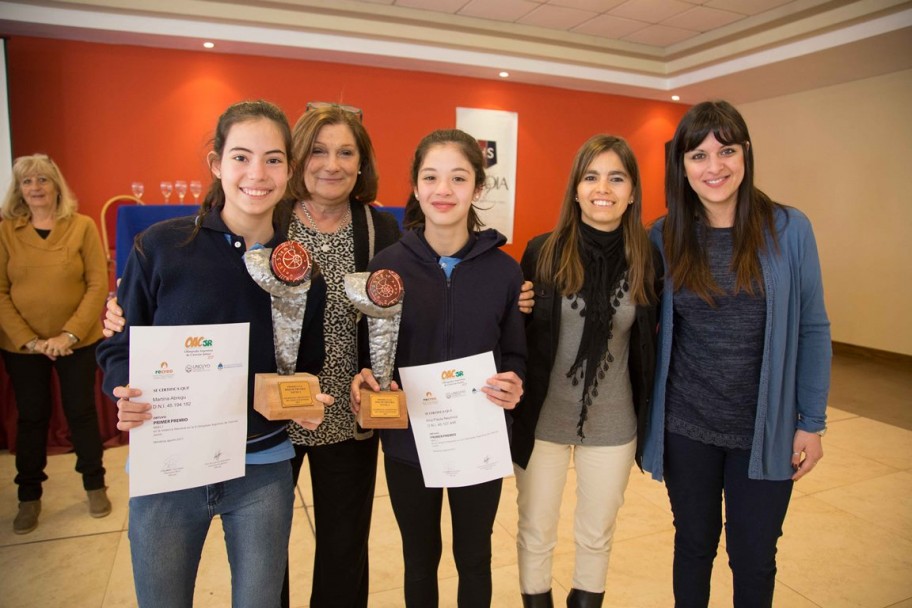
[522,590,554,608]
[567,588,605,608]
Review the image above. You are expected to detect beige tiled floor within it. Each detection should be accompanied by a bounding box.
[1,354,910,607]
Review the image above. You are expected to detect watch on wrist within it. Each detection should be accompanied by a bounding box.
[64,332,79,345]
[815,427,827,437]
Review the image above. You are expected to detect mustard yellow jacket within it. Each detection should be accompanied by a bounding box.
[0,213,107,352]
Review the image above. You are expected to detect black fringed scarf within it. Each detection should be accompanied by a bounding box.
[567,222,629,439]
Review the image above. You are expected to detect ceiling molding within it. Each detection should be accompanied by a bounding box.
[1,0,910,103]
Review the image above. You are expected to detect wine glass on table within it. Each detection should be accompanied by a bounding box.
[160,181,173,204]
[175,180,188,204]
[190,180,202,204]
[131,182,144,200]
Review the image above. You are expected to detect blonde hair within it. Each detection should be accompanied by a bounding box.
[1,154,78,221]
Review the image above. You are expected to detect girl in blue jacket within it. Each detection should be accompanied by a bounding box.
[351,129,526,608]
[97,100,330,608]
[641,100,831,607]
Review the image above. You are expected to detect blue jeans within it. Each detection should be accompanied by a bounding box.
[664,432,793,608]
[128,460,294,608]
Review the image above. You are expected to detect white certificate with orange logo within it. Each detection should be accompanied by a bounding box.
[127,323,250,497]
[399,351,513,488]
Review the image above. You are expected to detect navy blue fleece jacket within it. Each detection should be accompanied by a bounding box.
[373,228,527,468]
[96,210,326,452]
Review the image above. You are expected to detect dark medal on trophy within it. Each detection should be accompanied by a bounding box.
[245,241,323,422]
[344,268,408,429]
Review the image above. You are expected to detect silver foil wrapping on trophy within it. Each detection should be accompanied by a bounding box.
[343,272,403,391]
[244,247,311,376]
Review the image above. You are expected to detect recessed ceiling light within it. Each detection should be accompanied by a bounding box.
[498,71,509,78]
[671,95,680,101]
[203,41,215,49]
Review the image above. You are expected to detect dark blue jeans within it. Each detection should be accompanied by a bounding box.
[664,432,793,608]
[385,456,502,608]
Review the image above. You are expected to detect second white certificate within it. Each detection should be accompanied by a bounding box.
[128,323,250,497]
[399,351,513,488]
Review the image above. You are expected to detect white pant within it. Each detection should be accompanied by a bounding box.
[515,437,636,594]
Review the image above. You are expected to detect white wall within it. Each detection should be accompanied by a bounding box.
[740,69,912,356]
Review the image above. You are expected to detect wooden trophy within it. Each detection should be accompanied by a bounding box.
[245,241,323,422]
[344,269,408,429]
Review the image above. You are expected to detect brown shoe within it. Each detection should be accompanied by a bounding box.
[87,488,112,518]
[13,500,41,534]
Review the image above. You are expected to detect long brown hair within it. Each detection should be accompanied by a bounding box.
[663,100,778,303]
[536,134,655,306]
[189,100,294,240]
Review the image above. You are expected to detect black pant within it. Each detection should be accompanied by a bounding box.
[385,455,502,608]
[3,343,106,502]
[281,434,379,608]
[664,432,793,608]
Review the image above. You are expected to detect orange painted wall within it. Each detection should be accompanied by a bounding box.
[7,36,687,260]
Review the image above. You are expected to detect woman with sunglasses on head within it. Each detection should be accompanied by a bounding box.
[641,100,831,607]
[511,135,660,608]
[275,103,401,608]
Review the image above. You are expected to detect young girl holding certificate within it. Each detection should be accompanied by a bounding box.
[96,100,329,608]
[351,129,526,608]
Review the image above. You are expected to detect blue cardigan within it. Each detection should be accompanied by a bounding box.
[642,206,831,481]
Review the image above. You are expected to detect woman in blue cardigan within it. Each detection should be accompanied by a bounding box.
[641,100,831,607]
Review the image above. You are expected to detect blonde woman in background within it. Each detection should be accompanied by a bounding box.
[0,154,110,535]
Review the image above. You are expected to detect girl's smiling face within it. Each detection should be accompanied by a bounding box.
[210,117,291,223]
[413,143,481,232]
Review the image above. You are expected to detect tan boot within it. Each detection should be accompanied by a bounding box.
[13,500,41,534]
[87,488,112,518]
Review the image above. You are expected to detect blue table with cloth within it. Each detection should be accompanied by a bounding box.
[115,204,198,277]
[116,204,406,278]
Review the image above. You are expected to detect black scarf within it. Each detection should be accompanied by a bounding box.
[567,222,629,439]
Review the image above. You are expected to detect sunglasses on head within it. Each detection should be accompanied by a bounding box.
[306,101,363,122]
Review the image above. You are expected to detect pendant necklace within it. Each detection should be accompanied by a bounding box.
[299,201,351,253]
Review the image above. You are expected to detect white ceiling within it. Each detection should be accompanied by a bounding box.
[1,0,911,103]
